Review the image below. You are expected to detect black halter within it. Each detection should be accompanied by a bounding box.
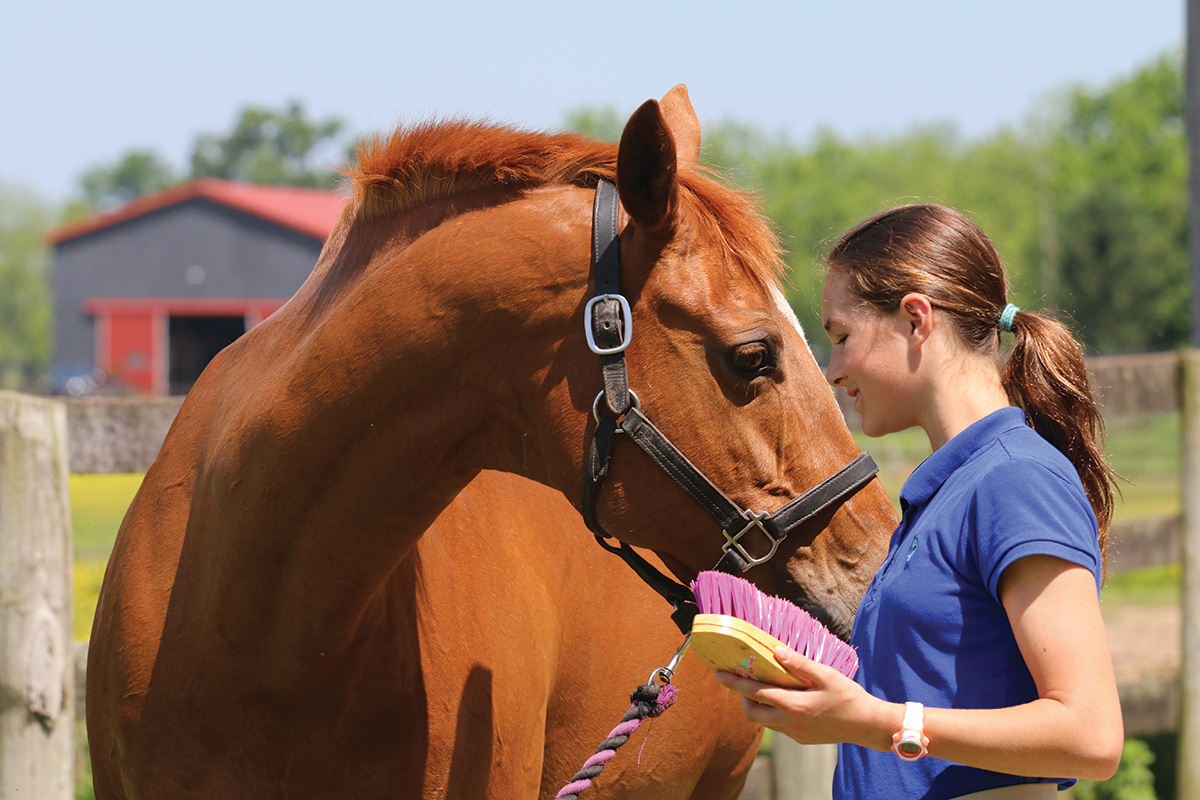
[581,179,880,634]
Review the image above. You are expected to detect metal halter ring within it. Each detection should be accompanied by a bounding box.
[591,388,641,427]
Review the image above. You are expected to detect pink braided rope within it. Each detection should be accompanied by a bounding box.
[555,683,678,799]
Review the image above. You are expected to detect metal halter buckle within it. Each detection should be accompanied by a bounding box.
[720,510,783,569]
[584,294,633,355]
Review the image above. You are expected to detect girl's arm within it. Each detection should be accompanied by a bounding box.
[713,554,1123,781]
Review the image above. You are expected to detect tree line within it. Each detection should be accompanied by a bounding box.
[0,50,1186,389]
[696,50,1186,360]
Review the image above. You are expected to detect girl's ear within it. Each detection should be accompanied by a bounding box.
[899,293,935,345]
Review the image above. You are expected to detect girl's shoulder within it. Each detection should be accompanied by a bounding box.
[967,422,1083,495]
[962,428,1101,595]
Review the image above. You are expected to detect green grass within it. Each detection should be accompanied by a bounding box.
[1102,563,1182,607]
[70,474,142,558]
[1105,411,1181,519]
[70,473,142,640]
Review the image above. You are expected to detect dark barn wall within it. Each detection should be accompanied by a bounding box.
[52,198,324,373]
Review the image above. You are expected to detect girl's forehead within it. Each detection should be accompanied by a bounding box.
[821,272,861,318]
[821,271,851,304]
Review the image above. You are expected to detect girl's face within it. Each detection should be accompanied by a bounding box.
[821,271,921,438]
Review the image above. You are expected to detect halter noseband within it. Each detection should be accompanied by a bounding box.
[581,178,879,634]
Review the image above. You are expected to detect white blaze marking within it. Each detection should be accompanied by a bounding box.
[770,284,813,353]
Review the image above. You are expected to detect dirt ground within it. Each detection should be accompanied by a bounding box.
[1104,603,1181,684]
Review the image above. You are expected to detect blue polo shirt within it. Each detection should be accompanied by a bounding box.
[833,407,1101,800]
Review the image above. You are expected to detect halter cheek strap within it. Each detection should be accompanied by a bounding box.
[580,179,879,634]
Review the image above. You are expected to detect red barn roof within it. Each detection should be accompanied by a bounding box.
[47,179,348,244]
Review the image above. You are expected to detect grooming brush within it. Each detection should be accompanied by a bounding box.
[689,571,859,688]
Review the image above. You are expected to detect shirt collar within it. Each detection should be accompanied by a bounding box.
[899,406,1028,510]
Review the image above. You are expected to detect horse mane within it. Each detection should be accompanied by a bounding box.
[343,119,784,284]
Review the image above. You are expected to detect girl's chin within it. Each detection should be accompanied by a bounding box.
[858,412,890,439]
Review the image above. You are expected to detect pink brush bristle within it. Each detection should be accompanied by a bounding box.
[690,571,859,679]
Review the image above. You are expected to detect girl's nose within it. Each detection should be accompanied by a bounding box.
[824,360,843,388]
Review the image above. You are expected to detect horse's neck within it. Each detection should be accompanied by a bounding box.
[176,187,590,661]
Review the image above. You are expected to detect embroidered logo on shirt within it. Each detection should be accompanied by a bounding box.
[906,535,919,562]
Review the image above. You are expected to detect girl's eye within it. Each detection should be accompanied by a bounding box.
[730,342,776,378]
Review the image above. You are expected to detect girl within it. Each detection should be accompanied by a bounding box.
[715,204,1123,799]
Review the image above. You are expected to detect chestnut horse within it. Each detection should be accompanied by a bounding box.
[87,86,896,799]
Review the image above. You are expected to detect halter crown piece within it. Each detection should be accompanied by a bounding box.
[998,303,1019,333]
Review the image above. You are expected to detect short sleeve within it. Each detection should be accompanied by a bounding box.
[968,456,1101,601]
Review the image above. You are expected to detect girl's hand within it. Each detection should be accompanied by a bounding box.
[712,645,899,751]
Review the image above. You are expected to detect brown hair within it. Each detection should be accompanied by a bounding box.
[827,204,1116,568]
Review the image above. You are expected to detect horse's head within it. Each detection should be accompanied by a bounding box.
[335,87,896,636]
[556,87,895,636]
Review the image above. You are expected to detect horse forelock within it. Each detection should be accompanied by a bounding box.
[343,119,784,288]
[679,168,786,291]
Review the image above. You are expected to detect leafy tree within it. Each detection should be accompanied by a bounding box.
[74,101,349,211]
[79,149,178,210]
[0,182,53,389]
[189,100,346,188]
[1046,52,1187,353]
[1057,180,1187,352]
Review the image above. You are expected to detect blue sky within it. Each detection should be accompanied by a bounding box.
[1,0,1183,203]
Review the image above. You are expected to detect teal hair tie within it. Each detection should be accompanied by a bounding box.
[998,303,1019,333]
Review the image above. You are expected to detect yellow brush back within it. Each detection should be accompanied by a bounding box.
[689,614,809,689]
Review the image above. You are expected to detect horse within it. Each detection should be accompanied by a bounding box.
[86,85,897,799]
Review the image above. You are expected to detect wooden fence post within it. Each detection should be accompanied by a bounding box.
[0,392,74,797]
[772,737,836,800]
[1181,351,1200,799]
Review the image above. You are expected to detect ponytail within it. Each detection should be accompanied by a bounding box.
[1001,310,1118,572]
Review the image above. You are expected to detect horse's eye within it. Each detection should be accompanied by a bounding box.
[731,342,775,377]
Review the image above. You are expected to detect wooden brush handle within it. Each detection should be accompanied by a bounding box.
[689,614,810,689]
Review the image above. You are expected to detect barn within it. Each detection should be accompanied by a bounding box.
[48,179,346,395]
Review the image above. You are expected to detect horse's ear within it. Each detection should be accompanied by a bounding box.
[617,99,680,239]
[658,84,701,170]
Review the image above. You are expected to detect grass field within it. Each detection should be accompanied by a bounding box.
[70,473,143,640]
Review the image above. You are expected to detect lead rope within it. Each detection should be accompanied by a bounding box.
[555,637,690,798]
[553,682,679,799]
